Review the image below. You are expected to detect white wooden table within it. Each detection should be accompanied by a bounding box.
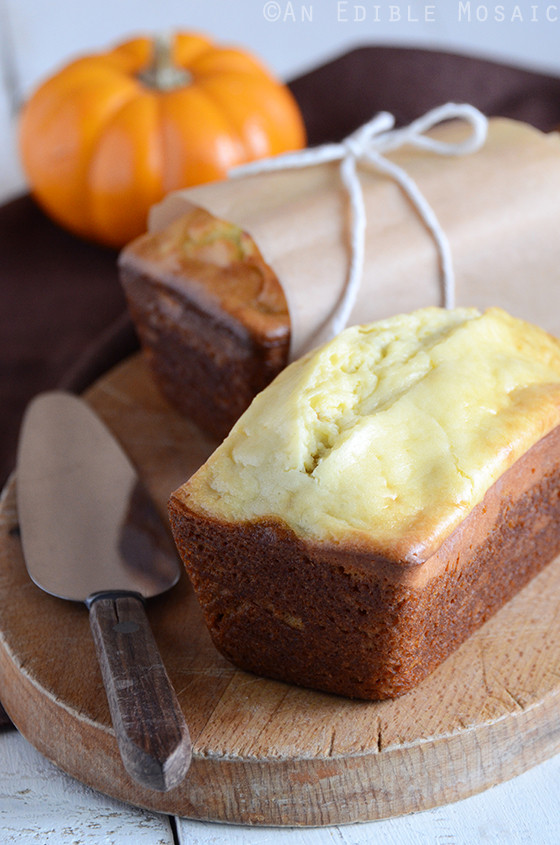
[1,725,560,844]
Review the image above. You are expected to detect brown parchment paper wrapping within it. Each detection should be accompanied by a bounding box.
[149,118,560,359]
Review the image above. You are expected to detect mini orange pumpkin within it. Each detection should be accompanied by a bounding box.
[19,33,306,247]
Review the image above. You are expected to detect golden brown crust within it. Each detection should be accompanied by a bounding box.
[119,208,290,439]
[168,424,560,700]
[122,207,289,336]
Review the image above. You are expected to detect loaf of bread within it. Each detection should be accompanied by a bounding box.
[119,207,289,440]
[168,306,560,699]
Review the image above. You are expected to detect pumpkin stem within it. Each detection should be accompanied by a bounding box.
[138,33,192,91]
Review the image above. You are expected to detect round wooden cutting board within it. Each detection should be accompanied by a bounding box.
[0,355,559,826]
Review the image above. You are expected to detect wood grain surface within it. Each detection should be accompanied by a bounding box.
[0,354,559,826]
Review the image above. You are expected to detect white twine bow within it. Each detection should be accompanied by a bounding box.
[231,102,488,349]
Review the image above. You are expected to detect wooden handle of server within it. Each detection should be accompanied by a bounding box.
[88,593,191,791]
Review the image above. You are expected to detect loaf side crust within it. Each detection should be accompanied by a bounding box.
[169,424,560,699]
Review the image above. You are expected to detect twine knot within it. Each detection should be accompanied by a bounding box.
[231,102,488,350]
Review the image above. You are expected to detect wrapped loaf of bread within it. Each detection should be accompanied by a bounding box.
[119,117,560,439]
[169,307,560,700]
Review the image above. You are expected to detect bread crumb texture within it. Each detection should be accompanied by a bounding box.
[180,307,560,553]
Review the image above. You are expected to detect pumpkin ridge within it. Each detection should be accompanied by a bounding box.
[188,47,274,79]
[84,88,156,240]
[37,60,141,104]
[172,33,213,60]
[188,81,249,159]
[155,92,175,201]
[21,78,142,240]
[195,73,302,159]
[157,86,245,186]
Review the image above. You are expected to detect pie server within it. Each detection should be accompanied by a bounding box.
[16,390,191,792]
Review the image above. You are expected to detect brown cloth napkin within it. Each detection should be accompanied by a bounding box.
[1,45,560,728]
[291,45,560,144]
